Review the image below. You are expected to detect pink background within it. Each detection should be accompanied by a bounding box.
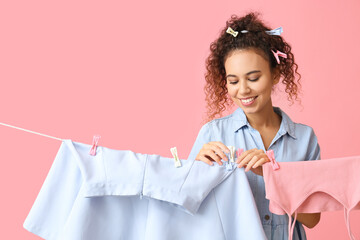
[1,0,359,239]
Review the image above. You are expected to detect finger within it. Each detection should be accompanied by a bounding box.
[204,149,223,166]
[238,150,258,167]
[197,155,214,166]
[211,141,230,154]
[253,158,269,169]
[204,149,222,162]
[236,148,256,164]
[208,143,229,161]
[245,155,261,172]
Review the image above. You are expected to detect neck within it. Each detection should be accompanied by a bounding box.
[246,105,280,130]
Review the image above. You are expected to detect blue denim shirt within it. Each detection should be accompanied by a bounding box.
[187,106,321,240]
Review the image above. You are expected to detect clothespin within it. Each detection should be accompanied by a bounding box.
[170,147,182,168]
[235,148,244,170]
[227,146,236,162]
[89,135,101,156]
[237,148,244,159]
[225,161,233,171]
[225,145,236,171]
[265,149,280,170]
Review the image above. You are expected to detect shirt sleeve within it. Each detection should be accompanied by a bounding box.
[23,141,83,240]
[187,122,213,160]
[141,154,234,215]
[305,127,321,161]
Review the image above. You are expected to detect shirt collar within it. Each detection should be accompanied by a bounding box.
[231,106,297,139]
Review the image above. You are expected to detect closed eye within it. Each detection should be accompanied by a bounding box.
[228,78,259,85]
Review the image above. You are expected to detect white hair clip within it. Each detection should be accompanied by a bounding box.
[226,27,238,37]
[170,147,182,168]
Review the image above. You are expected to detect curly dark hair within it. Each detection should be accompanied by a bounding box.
[202,11,301,124]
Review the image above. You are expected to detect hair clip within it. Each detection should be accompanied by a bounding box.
[271,49,287,64]
[265,27,283,36]
[89,135,101,156]
[226,27,238,37]
[265,149,280,170]
[170,147,182,168]
[236,27,283,35]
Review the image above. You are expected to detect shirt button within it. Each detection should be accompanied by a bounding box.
[264,215,270,220]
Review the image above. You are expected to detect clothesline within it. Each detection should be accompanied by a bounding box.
[0,122,63,141]
[0,122,176,163]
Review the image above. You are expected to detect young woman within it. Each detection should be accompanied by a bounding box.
[187,12,321,240]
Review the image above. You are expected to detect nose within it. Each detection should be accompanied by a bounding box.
[238,79,251,95]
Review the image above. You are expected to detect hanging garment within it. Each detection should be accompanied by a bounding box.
[188,106,321,240]
[262,156,360,240]
[23,139,267,240]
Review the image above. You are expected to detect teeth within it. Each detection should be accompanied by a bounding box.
[241,97,255,103]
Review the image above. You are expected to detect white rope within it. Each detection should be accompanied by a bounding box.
[0,122,63,141]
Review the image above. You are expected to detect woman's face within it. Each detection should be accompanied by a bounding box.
[224,49,280,116]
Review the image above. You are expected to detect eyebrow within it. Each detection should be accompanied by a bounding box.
[226,70,261,79]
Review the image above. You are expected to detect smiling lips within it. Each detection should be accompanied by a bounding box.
[240,96,257,106]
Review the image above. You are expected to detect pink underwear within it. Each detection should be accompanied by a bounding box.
[263,155,360,240]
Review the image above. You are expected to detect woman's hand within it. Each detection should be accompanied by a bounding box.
[236,148,270,176]
[195,141,230,166]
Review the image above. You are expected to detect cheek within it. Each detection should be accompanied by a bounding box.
[254,81,272,95]
[226,85,238,97]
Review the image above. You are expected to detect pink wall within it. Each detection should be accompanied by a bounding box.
[0,0,359,239]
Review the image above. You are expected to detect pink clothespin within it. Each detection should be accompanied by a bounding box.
[89,135,101,156]
[237,148,244,159]
[265,149,280,170]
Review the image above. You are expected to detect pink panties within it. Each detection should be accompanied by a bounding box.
[263,156,360,240]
